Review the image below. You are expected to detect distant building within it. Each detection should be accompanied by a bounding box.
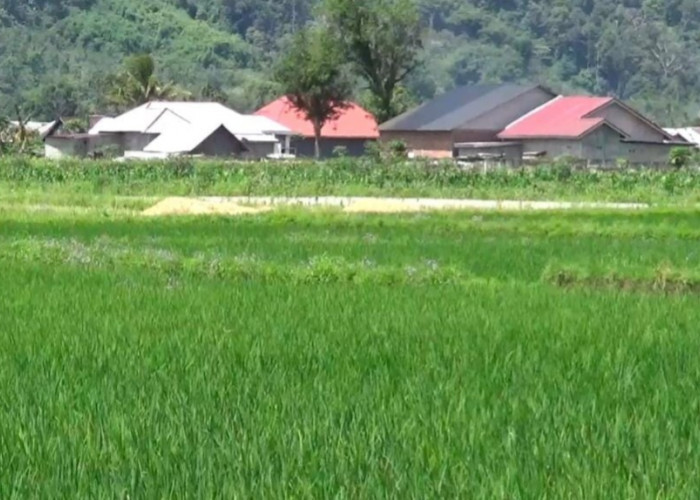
[497,96,686,165]
[664,127,700,147]
[255,97,379,158]
[379,84,556,159]
[45,101,292,160]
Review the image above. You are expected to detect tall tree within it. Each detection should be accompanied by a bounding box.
[274,26,351,159]
[106,54,190,110]
[325,0,423,123]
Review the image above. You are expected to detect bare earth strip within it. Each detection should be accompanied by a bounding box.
[142,196,649,216]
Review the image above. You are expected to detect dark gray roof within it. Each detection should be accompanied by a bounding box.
[380,83,551,132]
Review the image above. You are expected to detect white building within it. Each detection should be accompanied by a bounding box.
[664,128,700,148]
[45,101,294,160]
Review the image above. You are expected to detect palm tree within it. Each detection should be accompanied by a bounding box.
[0,107,39,155]
[0,116,11,154]
[107,54,190,109]
[12,105,32,153]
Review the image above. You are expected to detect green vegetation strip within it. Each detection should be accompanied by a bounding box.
[3,157,700,204]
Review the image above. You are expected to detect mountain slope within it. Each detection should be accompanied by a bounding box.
[2,0,700,124]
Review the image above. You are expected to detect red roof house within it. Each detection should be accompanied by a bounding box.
[494,95,681,164]
[255,97,379,157]
[499,96,616,139]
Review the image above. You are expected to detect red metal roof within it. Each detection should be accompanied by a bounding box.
[255,97,379,139]
[498,96,614,139]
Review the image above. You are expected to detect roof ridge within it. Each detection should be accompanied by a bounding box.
[501,95,563,131]
[580,96,614,118]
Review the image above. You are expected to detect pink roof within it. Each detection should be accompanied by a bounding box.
[255,97,379,139]
[498,96,614,139]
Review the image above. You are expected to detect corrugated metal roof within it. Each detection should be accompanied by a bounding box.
[255,97,379,138]
[143,122,224,153]
[380,84,548,132]
[89,117,116,135]
[664,127,700,145]
[498,96,614,139]
[143,123,278,153]
[90,101,290,154]
[88,101,290,134]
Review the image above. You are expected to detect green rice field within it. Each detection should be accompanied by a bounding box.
[2,200,700,497]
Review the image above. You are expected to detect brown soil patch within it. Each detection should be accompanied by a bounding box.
[547,270,700,295]
[142,197,273,217]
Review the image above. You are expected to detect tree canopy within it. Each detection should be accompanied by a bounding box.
[274,26,351,158]
[324,0,423,123]
[106,54,189,110]
[2,0,700,124]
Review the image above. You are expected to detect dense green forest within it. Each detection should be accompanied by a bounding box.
[1,0,699,124]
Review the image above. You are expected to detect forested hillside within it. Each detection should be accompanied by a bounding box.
[2,0,699,124]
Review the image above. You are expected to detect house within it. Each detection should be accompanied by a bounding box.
[45,101,292,159]
[379,83,557,158]
[664,127,700,147]
[255,96,379,158]
[496,96,686,165]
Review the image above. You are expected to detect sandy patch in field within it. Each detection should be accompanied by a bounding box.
[142,196,649,216]
[343,199,427,213]
[142,197,273,216]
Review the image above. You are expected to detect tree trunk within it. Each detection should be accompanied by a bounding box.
[313,119,322,160]
[378,86,395,123]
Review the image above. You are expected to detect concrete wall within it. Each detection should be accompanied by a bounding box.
[455,143,523,165]
[380,130,453,155]
[293,138,372,158]
[45,138,89,158]
[522,139,583,159]
[241,141,276,159]
[523,126,673,165]
[616,143,675,165]
[123,132,158,152]
[466,87,555,130]
[592,102,667,142]
[45,134,121,158]
[193,127,244,157]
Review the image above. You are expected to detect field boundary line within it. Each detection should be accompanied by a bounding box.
[206,196,649,211]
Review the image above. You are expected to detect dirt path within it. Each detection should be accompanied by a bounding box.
[225,196,648,211]
[142,196,649,216]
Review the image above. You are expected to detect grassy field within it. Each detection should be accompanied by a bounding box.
[2,200,700,496]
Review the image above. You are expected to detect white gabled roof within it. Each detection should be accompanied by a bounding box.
[90,101,291,154]
[143,123,279,154]
[89,117,115,135]
[144,122,227,154]
[664,127,700,146]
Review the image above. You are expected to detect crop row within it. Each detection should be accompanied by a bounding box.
[2,157,700,201]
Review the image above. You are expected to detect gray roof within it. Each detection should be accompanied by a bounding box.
[380,83,550,132]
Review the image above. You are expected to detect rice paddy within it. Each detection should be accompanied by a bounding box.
[2,200,700,497]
